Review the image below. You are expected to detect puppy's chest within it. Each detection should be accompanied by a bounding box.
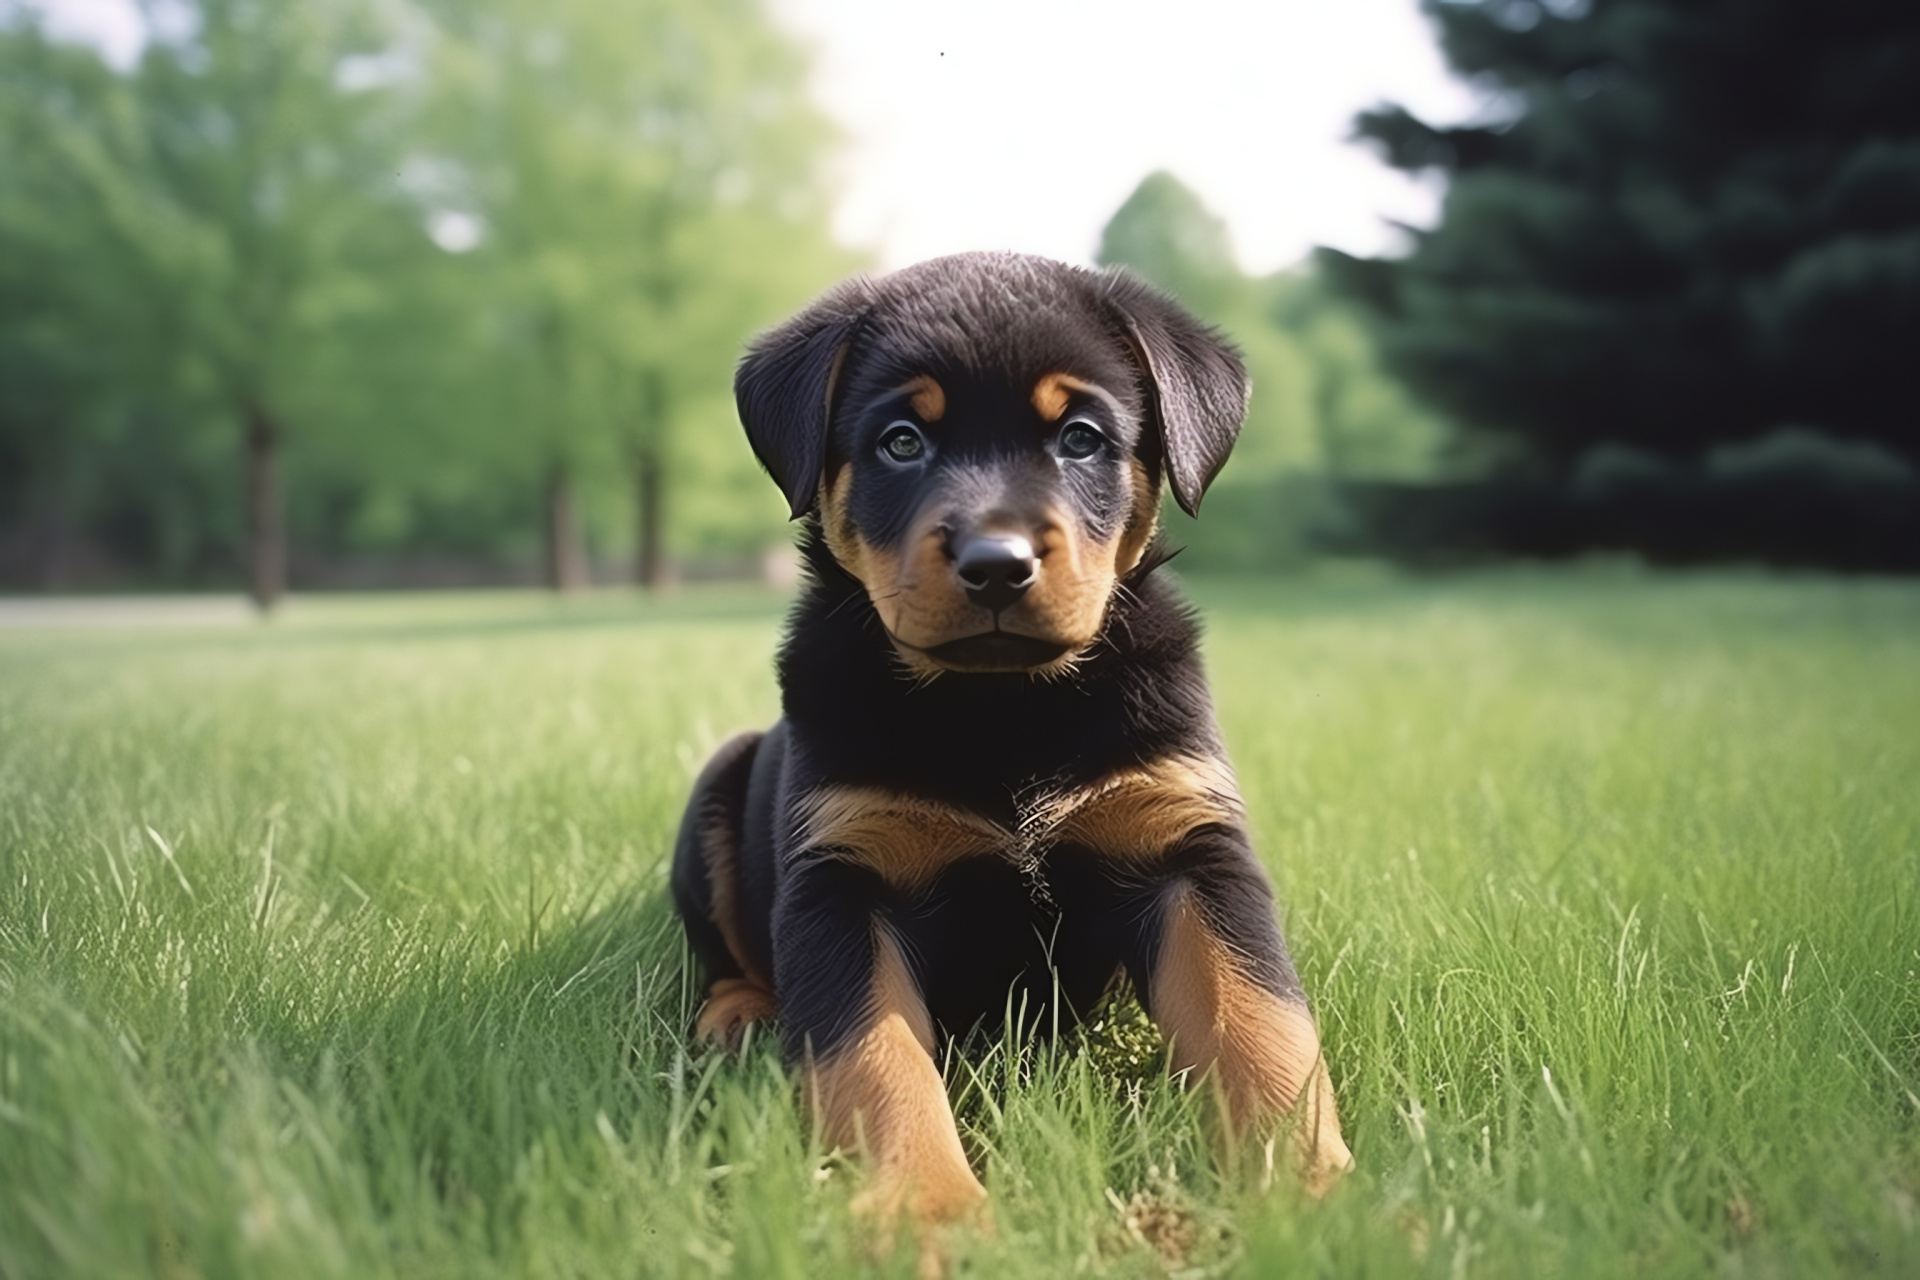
[793,754,1243,894]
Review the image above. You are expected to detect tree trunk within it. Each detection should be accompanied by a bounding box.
[245,405,286,611]
[544,465,591,591]
[28,484,71,591]
[634,447,672,590]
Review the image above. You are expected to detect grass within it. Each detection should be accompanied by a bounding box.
[1,570,1917,1278]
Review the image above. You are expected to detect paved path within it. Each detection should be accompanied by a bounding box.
[0,596,256,629]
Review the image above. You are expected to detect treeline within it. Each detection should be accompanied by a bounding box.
[1095,173,1456,570]
[15,0,1903,592]
[1,0,853,600]
[1322,0,1920,569]
[0,0,1453,595]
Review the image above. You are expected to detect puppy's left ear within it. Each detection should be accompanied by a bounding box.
[735,279,874,519]
[1103,271,1251,516]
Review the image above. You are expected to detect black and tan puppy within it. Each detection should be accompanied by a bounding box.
[671,251,1351,1233]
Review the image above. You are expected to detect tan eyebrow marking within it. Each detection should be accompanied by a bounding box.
[895,375,945,422]
[1031,372,1113,423]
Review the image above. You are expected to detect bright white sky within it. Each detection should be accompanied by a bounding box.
[30,0,1478,274]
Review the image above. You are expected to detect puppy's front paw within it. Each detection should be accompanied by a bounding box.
[850,1164,989,1226]
[1289,1058,1353,1199]
[852,1167,990,1280]
[1295,1125,1354,1199]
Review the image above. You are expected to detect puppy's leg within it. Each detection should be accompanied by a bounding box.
[776,859,986,1228]
[1138,836,1352,1196]
[671,731,777,1048]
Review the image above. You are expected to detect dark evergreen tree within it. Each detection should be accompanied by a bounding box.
[1322,0,1920,474]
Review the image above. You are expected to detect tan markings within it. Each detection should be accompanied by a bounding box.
[1151,886,1352,1196]
[818,460,944,677]
[1291,1053,1351,1199]
[819,462,869,586]
[809,925,989,1230]
[1022,512,1114,661]
[797,756,1239,882]
[816,425,1151,674]
[1034,754,1242,859]
[816,483,966,677]
[868,498,1117,676]
[876,502,969,665]
[696,976,779,1051]
[902,375,946,422]
[823,342,851,418]
[698,749,773,989]
[1030,371,1107,423]
[811,369,1162,675]
[799,785,1008,892]
[1113,456,1160,575]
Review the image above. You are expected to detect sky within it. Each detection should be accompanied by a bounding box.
[27,0,1479,274]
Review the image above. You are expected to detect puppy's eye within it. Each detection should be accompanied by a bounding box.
[878,422,927,463]
[1057,420,1105,460]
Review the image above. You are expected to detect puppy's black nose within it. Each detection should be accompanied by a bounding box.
[954,534,1037,613]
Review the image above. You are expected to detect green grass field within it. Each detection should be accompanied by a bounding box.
[2,572,1917,1279]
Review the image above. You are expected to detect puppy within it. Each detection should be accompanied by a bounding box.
[671,251,1350,1236]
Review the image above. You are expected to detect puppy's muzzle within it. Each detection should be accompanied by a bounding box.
[953,533,1038,614]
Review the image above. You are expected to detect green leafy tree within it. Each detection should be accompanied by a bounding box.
[122,0,424,608]
[1269,271,1453,481]
[4,0,849,594]
[422,0,851,589]
[1101,172,1448,484]
[0,23,122,585]
[1099,174,1324,480]
[1323,0,1920,474]
[1097,171,1245,321]
[1098,171,1450,567]
[0,20,200,586]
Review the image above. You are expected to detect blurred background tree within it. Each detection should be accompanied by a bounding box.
[1099,171,1452,570]
[7,0,1917,589]
[1318,0,1920,567]
[418,0,850,590]
[0,21,208,589]
[0,0,847,598]
[0,26,115,588]
[129,0,429,610]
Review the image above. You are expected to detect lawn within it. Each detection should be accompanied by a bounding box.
[2,572,1916,1278]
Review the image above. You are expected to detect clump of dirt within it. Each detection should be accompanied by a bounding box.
[1098,1164,1232,1274]
[1110,1186,1200,1266]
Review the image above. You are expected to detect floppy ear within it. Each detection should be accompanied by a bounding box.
[735,279,873,519]
[1103,271,1251,516]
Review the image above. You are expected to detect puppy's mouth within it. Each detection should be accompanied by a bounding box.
[907,630,1075,673]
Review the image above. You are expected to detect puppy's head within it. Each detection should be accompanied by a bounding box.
[737,252,1247,676]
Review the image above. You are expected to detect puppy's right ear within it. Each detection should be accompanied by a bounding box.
[735,280,873,519]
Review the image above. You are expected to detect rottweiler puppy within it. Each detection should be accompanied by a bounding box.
[671,251,1351,1233]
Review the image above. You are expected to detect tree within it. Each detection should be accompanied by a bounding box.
[422,0,850,590]
[122,0,424,609]
[1096,171,1449,573]
[1099,174,1327,485]
[2,0,847,594]
[1097,171,1246,322]
[1322,0,1920,474]
[1100,172,1449,487]
[0,22,160,586]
